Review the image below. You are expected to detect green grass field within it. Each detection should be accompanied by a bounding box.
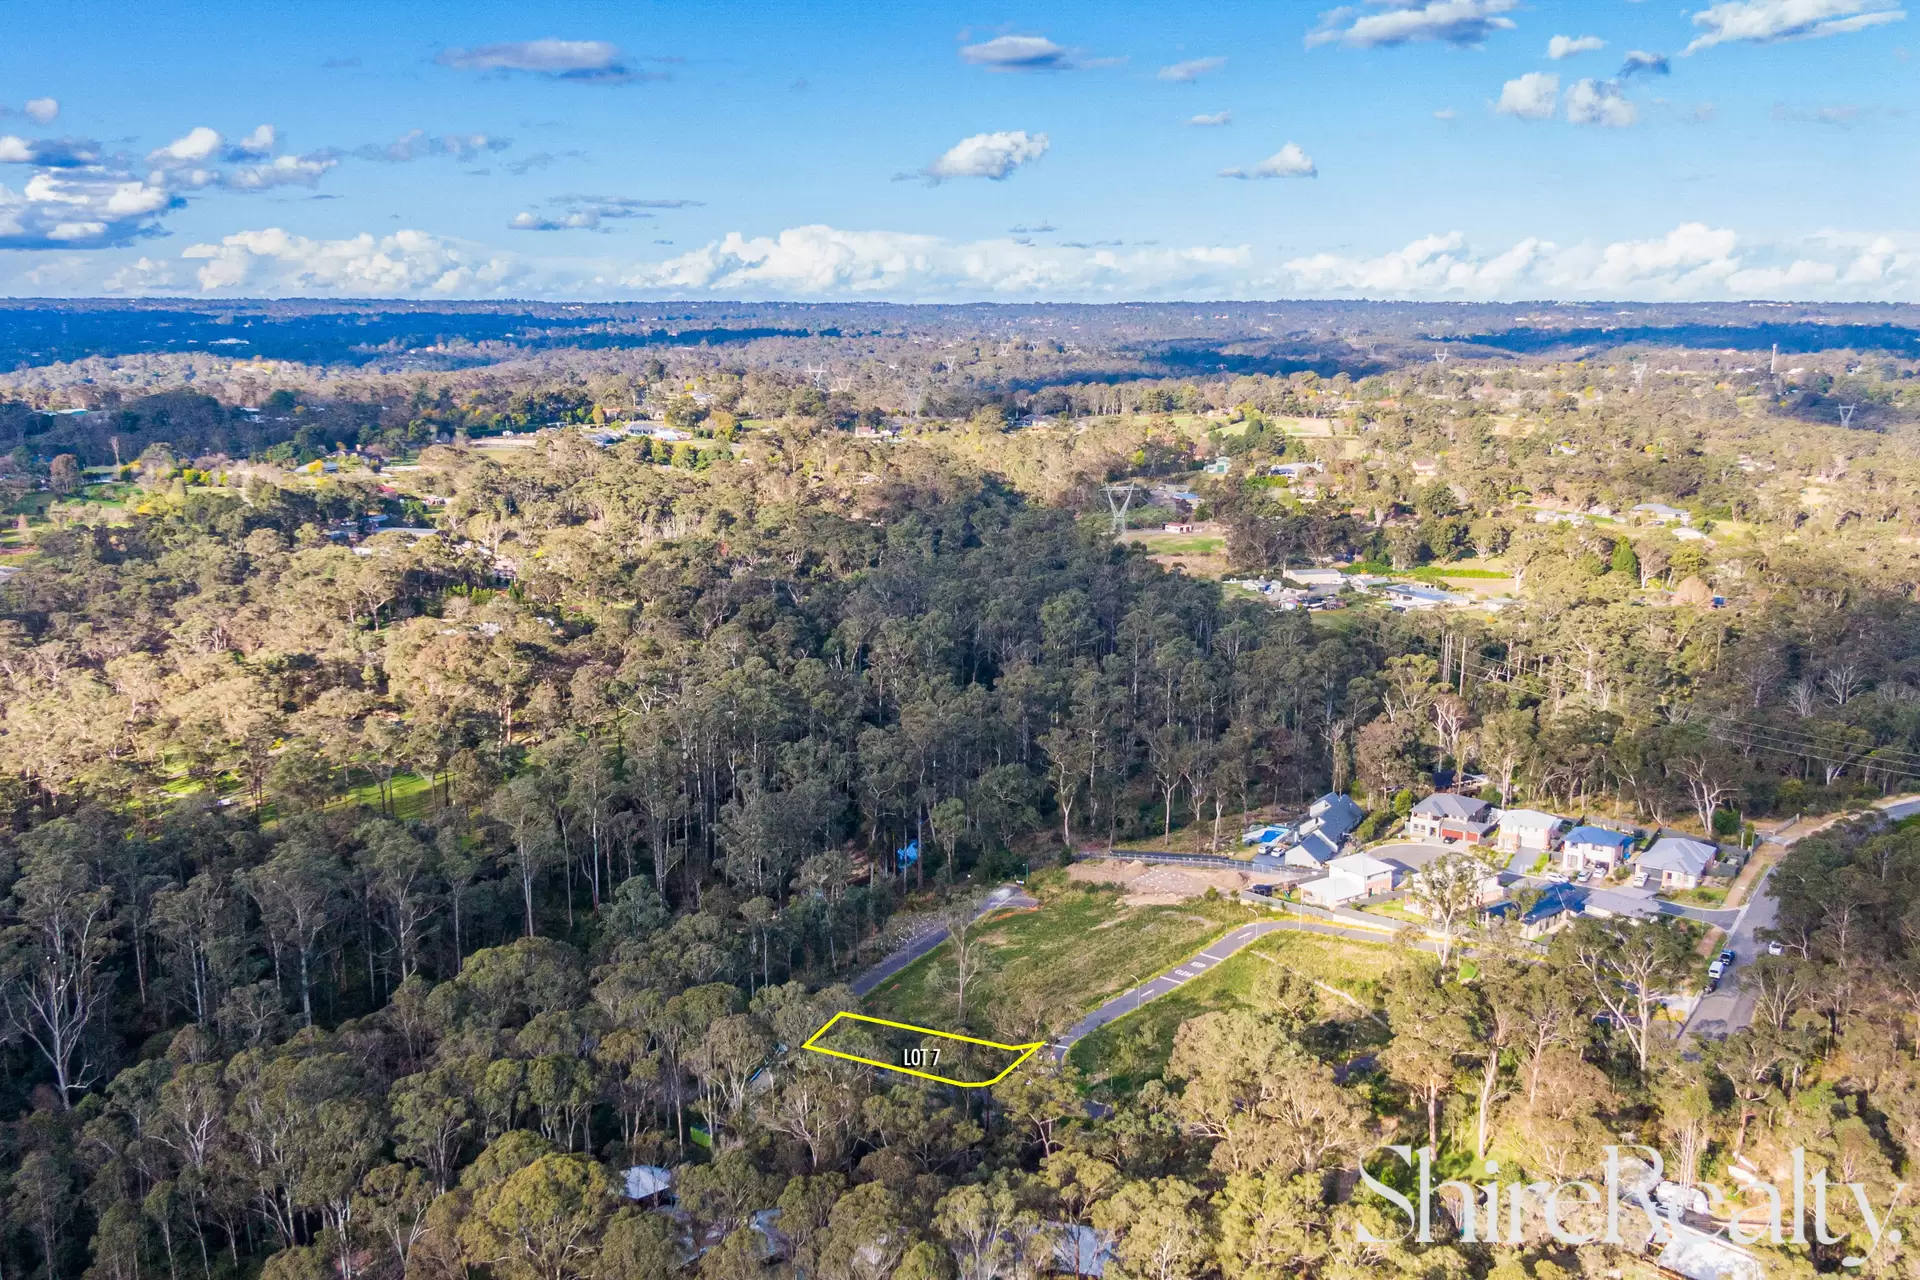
[1413,565,1511,581]
[341,771,437,822]
[1140,535,1225,556]
[863,879,1253,1042]
[1068,929,1406,1091]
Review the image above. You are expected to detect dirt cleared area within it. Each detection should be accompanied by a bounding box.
[1069,858,1260,906]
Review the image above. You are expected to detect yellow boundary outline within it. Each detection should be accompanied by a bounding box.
[800,1011,1044,1087]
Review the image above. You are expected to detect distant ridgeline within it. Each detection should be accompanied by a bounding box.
[5,298,1920,377]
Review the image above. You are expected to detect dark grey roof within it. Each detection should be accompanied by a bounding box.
[1296,831,1342,864]
[1306,793,1364,841]
[1412,793,1493,821]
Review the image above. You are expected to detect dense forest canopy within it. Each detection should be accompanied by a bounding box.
[0,301,1917,1280]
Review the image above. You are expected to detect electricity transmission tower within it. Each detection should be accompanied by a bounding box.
[1839,404,1857,428]
[1103,483,1139,537]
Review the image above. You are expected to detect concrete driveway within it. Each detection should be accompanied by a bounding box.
[1368,840,1452,873]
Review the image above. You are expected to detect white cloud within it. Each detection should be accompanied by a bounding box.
[1565,78,1637,127]
[1158,56,1226,81]
[358,129,514,162]
[435,38,640,82]
[1685,0,1904,52]
[1307,1,1518,49]
[1220,142,1317,178]
[0,171,175,249]
[1434,107,1458,120]
[1547,34,1607,58]
[1620,50,1671,76]
[511,210,600,231]
[511,193,685,229]
[618,220,1920,301]
[1278,223,1776,298]
[959,35,1077,71]
[224,152,339,189]
[1496,72,1560,119]
[0,136,103,167]
[182,227,521,294]
[102,256,178,293]
[143,125,335,190]
[150,126,223,166]
[23,98,58,125]
[227,125,276,160]
[621,224,1253,297]
[1187,111,1233,126]
[45,219,1920,301]
[922,130,1050,181]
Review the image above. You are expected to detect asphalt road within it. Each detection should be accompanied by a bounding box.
[1053,913,1435,1056]
[1683,795,1920,1039]
[849,884,1038,997]
[1677,867,1780,1039]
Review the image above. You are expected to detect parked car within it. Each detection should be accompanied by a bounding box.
[1767,940,1784,956]
[1707,950,1734,981]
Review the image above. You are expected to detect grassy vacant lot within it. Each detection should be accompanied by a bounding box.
[1131,532,1226,556]
[342,771,436,823]
[1069,929,1410,1091]
[863,878,1253,1043]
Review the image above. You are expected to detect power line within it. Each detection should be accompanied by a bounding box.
[1314,608,1920,784]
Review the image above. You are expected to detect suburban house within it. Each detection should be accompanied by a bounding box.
[1560,825,1636,875]
[1285,567,1348,591]
[1582,887,1662,922]
[1407,793,1497,845]
[1635,836,1718,891]
[1377,582,1469,611]
[1162,522,1197,534]
[1284,793,1365,868]
[1299,852,1399,907]
[1483,882,1584,939]
[1630,502,1691,525]
[1401,862,1511,914]
[1491,809,1564,857]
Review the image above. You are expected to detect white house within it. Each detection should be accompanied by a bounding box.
[1407,794,1497,844]
[1378,583,1469,611]
[1285,568,1348,590]
[1560,825,1635,874]
[1635,837,1717,891]
[1299,852,1398,907]
[1491,809,1564,857]
[622,1165,672,1202]
[1630,502,1691,526]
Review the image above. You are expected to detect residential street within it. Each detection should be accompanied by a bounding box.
[849,884,1038,997]
[1682,795,1920,1039]
[1677,864,1780,1039]
[1053,913,1438,1056]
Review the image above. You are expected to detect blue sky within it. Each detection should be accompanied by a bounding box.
[2,0,1916,300]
